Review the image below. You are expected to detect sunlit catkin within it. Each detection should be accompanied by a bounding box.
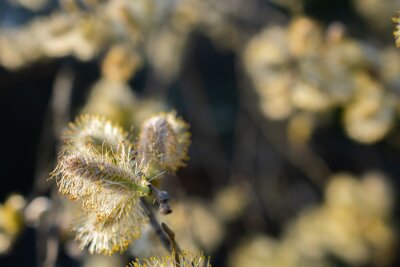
[128,251,211,267]
[53,144,150,221]
[73,203,147,255]
[138,112,190,172]
[52,115,151,219]
[63,114,128,154]
[101,44,142,82]
[393,15,400,47]
[0,194,25,254]
[51,115,152,254]
[343,75,395,144]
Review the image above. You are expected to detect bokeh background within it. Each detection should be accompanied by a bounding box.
[0,0,399,267]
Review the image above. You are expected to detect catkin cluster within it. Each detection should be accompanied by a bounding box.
[51,112,190,255]
[0,0,153,70]
[229,172,396,267]
[244,16,399,144]
[0,0,240,80]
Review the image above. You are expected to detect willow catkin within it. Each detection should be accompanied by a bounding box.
[50,115,151,255]
[128,251,211,267]
[63,114,128,154]
[52,143,150,221]
[137,112,191,172]
[73,201,147,255]
[343,75,395,144]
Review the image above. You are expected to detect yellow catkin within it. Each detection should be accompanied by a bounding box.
[128,251,211,267]
[51,115,150,255]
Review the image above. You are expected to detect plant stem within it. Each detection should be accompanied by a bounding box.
[140,198,172,253]
[161,223,181,267]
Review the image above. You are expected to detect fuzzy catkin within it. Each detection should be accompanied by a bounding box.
[128,251,211,267]
[73,201,148,255]
[51,115,151,255]
[138,112,190,172]
[393,16,400,47]
[52,115,150,221]
[53,144,149,221]
[63,114,129,154]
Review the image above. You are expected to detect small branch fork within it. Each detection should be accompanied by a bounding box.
[162,223,182,267]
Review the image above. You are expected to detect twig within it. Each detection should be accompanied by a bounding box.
[140,199,172,253]
[161,223,181,267]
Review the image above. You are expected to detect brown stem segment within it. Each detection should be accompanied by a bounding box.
[161,223,181,267]
[140,199,172,253]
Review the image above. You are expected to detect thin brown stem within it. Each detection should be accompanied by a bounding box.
[140,199,172,253]
[161,223,181,267]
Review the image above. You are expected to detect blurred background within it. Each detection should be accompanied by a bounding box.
[0,0,399,266]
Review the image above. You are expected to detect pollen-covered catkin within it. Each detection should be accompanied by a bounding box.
[53,144,149,221]
[128,251,211,267]
[63,114,128,154]
[50,115,152,255]
[51,115,150,221]
[137,111,191,172]
[393,16,400,47]
[73,201,147,255]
